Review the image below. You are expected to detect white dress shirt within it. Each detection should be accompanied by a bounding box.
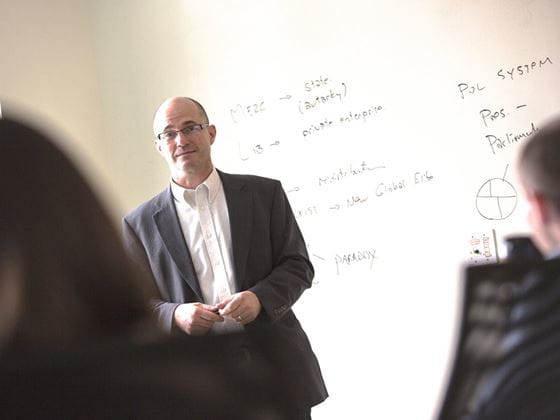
[170,168,243,334]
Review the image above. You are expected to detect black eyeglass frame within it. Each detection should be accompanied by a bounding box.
[156,123,210,142]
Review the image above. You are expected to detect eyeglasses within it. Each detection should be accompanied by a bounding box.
[157,123,210,142]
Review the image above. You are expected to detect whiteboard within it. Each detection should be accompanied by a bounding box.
[176,1,560,418]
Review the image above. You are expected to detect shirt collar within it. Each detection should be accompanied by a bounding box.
[170,168,221,208]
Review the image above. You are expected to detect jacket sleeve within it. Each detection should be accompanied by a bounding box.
[248,181,314,323]
[122,217,180,332]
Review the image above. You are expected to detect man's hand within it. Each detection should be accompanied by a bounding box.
[217,291,262,325]
[173,302,224,335]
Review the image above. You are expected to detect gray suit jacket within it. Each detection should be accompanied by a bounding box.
[123,170,327,408]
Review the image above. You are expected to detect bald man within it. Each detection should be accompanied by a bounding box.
[123,97,327,417]
[518,116,560,258]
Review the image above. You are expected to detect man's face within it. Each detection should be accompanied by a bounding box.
[153,98,216,183]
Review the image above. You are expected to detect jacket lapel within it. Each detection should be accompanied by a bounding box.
[219,171,252,290]
[153,187,203,301]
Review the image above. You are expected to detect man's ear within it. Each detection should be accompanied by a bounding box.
[208,125,217,146]
[154,139,163,154]
[529,190,553,225]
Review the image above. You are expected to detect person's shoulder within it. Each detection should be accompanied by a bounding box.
[124,188,170,222]
[219,170,281,188]
[534,257,560,279]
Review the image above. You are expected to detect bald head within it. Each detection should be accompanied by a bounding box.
[518,116,560,212]
[517,115,560,254]
[151,96,217,189]
[153,97,209,137]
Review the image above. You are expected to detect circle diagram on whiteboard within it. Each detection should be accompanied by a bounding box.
[476,177,517,220]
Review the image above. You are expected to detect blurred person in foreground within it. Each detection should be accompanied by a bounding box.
[439,115,560,420]
[0,117,289,419]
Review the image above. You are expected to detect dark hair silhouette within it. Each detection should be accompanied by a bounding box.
[0,118,293,420]
[0,118,153,351]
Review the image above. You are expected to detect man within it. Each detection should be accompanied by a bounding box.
[439,115,560,420]
[123,97,327,417]
[517,116,560,258]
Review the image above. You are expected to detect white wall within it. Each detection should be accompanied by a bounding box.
[85,0,200,210]
[0,0,117,213]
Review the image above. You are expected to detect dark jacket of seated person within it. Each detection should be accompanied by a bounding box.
[444,258,560,420]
